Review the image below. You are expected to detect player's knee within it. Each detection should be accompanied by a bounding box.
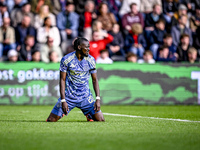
[46,117,58,122]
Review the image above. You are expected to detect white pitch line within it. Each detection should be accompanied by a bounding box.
[103,113,200,123]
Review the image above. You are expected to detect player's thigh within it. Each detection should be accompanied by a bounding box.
[93,111,105,122]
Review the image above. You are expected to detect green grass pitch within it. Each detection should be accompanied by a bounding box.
[0,105,200,150]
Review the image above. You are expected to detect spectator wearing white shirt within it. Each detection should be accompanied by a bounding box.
[96,49,113,64]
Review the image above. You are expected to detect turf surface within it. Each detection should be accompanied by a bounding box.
[0,105,200,150]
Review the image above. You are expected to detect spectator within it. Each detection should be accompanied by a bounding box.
[15,14,36,48]
[138,50,155,64]
[18,35,35,61]
[57,1,79,53]
[140,0,162,14]
[11,3,34,27]
[119,0,140,17]
[6,49,18,62]
[96,49,113,64]
[176,34,191,62]
[107,23,125,60]
[51,0,62,15]
[10,0,24,21]
[89,31,113,60]
[171,15,193,47]
[126,52,137,63]
[125,23,146,58]
[163,33,177,55]
[0,3,9,26]
[163,0,179,23]
[188,47,198,63]
[34,5,56,29]
[189,6,200,33]
[49,51,59,63]
[30,0,52,14]
[32,50,41,62]
[157,45,177,62]
[122,3,144,35]
[149,19,166,59]
[0,17,16,58]
[97,2,117,32]
[171,4,188,28]
[40,37,63,63]
[145,4,165,40]
[92,20,107,40]
[194,26,200,57]
[37,17,60,47]
[78,0,97,41]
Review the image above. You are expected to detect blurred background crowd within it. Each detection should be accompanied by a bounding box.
[0,0,200,64]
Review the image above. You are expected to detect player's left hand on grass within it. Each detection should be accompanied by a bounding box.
[94,99,101,112]
[62,102,69,115]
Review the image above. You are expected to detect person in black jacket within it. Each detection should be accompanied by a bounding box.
[149,19,166,59]
[18,35,35,61]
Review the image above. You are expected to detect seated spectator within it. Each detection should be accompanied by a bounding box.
[6,49,18,62]
[138,50,155,64]
[126,52,137,63]
[73,0,87,14]
[49,51,59,63]
[30,0,52,14]
[18,35,35,61]
[122,3,144,35]
[157,46,177,62]
[163,33,177,55]
[89,31,113,60]
[125,23,146,58]
[37,17,60,46]
[194,26,200,57]
[40,37,63,63]
[188,47,198,63]
[10,0,25,22]
[107,23,125,60]
[163,0,178,23]
[140,0,162,15]
[57,1,79,53]
[176,34,191,62]
[78,0,97,41]
[189,6,200,33]
[15,14,36,48]
[0,3,9,26]
[97,2,117,32]
[11,3,34,27]
[119,0,140,17]
[34,5,56,29]
[0,17,16,58]
[171,15,193,47]
[96,49,113,64]
[145,4,165,40]
[51,0,62,15]
[32,50,41,62]
[92,20,107,40]
[171,4,188,29]
[150,19,166,59]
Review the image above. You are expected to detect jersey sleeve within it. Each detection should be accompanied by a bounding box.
[89,56,97,74]
[59,57,68,72]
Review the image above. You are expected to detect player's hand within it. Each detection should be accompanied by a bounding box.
[94,99,101,113]
[62,102,69,115]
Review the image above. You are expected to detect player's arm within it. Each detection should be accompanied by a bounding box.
[60,71,69,115]
[91,72,101,112]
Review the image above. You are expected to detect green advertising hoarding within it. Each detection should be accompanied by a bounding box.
[0,62,200,105]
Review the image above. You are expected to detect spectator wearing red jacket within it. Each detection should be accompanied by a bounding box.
[89,32,113,60]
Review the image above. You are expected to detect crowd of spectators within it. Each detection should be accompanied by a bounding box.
[0,0,200,64]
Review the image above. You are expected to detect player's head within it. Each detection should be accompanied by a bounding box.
[74,37,90,57]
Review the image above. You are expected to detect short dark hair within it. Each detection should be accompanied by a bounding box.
[158,45,168,51]
[156,18,166,24]
[180,33,189,40]
[74,37,88,50]
[130,3,137,9]
[163,33,172,39]
[100,49,108,54]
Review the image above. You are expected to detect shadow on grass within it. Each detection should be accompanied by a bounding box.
[0,120,89,123]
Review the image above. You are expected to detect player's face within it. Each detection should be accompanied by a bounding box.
[80,41,90,57]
